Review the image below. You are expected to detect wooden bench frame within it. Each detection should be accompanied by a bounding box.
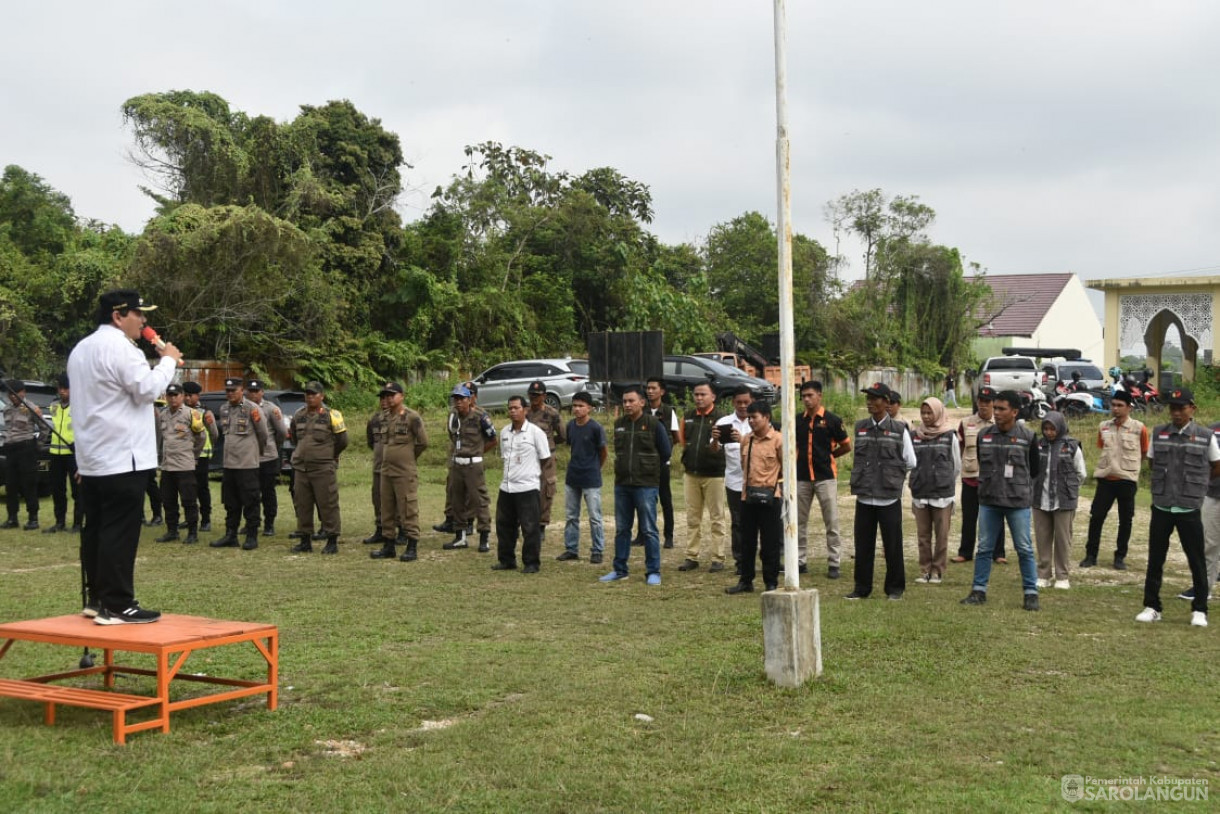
[0,614,278,744]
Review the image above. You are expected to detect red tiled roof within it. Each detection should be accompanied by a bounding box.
[966,273,1073,337]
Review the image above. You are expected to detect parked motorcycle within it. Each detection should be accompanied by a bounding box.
[1054,381,1109,418]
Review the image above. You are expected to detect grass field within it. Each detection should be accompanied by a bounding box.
[0,407,1216,813]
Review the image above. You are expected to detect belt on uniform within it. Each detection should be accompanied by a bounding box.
[454,456,483,465]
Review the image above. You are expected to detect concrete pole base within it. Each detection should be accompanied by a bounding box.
[762,588,822,687]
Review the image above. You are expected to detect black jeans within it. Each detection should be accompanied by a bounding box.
[257,457,280,527]
[853,500,905,596]
[194,457,213,521]
[160,469,199,531]
[80,470,148,612]
[49,452,81,526]
[144,469,162,518]
[739,499,781,586]
[222,468,261,534]
[725,487,743,564]
[496,489,541,568]
[4,439,39,520]
[958,481,1006,560]
[1144,507,1209,614]
[1086,478,1137,559]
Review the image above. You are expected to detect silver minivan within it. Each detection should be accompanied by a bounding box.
[472,358,593,410]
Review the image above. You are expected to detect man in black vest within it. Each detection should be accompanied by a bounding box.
[846,382,916,600]
[961,390,1041,610]
[1137,386,1218,627]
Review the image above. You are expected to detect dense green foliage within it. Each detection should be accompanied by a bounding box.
[1,92,991,388]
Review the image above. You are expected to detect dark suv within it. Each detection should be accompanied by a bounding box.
[662,356,776,403]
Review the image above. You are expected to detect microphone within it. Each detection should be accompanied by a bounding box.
[141,326,183,366]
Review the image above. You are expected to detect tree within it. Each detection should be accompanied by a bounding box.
[824,188,934,280]
[0,165,77,259]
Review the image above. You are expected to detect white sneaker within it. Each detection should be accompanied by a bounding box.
[916,573,931,584]
[1036,578,1051,589]
[1190,611,1208,628]
[1135,607,1162,623]
[929,573,942,584]
[1053,579,1071,590]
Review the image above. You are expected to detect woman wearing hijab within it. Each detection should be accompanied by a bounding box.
[1033,411,1087,589]
[909,397,961,583]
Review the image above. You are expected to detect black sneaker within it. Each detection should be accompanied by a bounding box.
[1113,557,1127,571]
[95,604,161,625]
[677,559,700,572]
[725,581,754,594]
[1,519,19,529]
[845,591,868,600]
[42,523,66,534]
[22,520,39,531]
[1078,556,1097,568]
[522,564,540,574]
[663,538,674,549]
[556,551,579,561]
[887,592,903,601]
[1023,594,1041,611]
[589,552,604,565]
[960,590,987,605]
[199,520,212,532]
[491,562,517,571]
[709,562,725,573]
[828,566,841,580]
[262,524,275,537]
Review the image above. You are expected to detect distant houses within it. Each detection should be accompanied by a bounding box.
[968,273,1103,362]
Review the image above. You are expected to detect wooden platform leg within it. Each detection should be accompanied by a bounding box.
[104,648,115,689]
[268,633,278,710]
[44,702,55,726]
[113,710,126,745]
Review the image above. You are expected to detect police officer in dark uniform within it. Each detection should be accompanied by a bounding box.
[246,378,288,536]
[182,381,218,532]
[288,381,348,554]
[45,374,82,533]
[210,377,268,550]
[2,378,43,529]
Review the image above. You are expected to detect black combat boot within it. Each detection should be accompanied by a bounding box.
[290,536,313,552]
[210,529,240,548]
[321,534,339,555]
[443,530,468,550]
[399,538,419,562]
[370,538,397,559]
[184,525,198,544]
[363,527,384,544]
[477,530,491,553]
[156,527,180,542]
[242,532,259,550]
[432,518,455,533]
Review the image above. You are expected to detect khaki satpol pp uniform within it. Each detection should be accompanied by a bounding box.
[289,400,348,540]
[526,400,565,526]
[381,406,429,542]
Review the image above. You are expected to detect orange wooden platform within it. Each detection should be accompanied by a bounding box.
[0,613,278,744]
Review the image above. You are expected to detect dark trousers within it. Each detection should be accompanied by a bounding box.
[1144,507,1210,614]
[257,457,280,528]
[49,452,81,527]
[853,500,906,596]
[739,499,781,586]
[658,463,674,543]
[726,487,743,564]
[371,468,383,530]
[145,469,162,518]
[222,467,261,535]
[496,489,541,568]
[80,470,147,612]
[958,482,1006,560]
[194,457,213,521]
[4,439,39,520]
[160,469,199,531]
[1086,478,1137,559]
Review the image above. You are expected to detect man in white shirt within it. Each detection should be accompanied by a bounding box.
[493,395,551,573]
[67,289,182,625]
[714,386,754,575]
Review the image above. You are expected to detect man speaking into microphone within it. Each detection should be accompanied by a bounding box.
[67,289,182,624]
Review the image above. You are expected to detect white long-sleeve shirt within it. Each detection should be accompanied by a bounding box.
[67,324,177,476]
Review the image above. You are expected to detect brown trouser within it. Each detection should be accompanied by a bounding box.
[539,455,558,525]
[293,464,341,535]
[1033,508,1074,581]
[381,465,420,540]
[912,502,953,578]
[447,461,491,532]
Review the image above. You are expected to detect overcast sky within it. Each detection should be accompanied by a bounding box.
[4,1,1219,289]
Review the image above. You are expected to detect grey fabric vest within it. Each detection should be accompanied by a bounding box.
[909,431,956,500]
[1151,420,1211,510]
[1208,422,1220,500]
[976,422,1035,508]
[1032,437,1081,511]
[849,417,908,500]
